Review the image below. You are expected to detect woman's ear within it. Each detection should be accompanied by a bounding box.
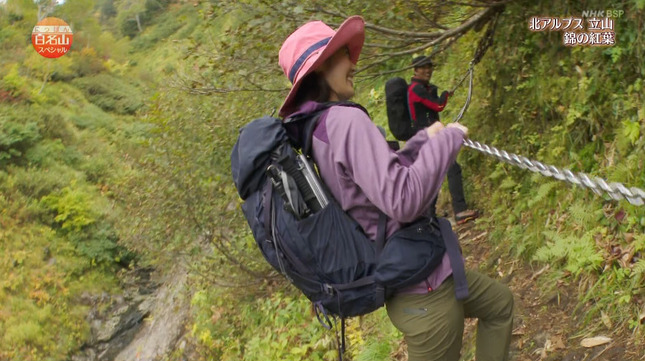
[315,61,328,74]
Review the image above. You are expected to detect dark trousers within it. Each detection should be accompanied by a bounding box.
[429,161,468,216]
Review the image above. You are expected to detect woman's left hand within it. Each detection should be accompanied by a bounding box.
[447,122,468,138]
[426,122,445,138]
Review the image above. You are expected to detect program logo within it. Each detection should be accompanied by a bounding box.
[528,9,623,47]
[32,17,73,58]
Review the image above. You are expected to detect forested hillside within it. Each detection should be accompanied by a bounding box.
[0,0,643,360]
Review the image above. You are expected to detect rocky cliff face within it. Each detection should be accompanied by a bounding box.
[71,266,190,361]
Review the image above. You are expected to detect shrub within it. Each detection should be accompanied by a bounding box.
[1,64,29,100]
[40,185,133,266]
[70,48,105,77]
[68,103,114,131]
[41,186,96,232]
[129,10,183,50]
[36,107,75,142]
[0,116,41,167]
[0,26,26,50]
[72,74,144,114]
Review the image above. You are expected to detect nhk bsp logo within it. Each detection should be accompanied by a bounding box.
[32,17,73,58]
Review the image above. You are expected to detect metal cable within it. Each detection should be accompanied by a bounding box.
[452,64,474,123]
[451,12,498,121]
[462,139,645,206]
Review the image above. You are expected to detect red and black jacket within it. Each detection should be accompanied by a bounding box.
[407,77,450,130]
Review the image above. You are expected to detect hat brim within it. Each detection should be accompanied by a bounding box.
[279,16,365,117]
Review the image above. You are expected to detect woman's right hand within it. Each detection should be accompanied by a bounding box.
[446,122,469,138]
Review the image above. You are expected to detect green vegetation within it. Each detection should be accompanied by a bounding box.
[459,0,645,334]
[0,0,149,359]
[1,0,643,360]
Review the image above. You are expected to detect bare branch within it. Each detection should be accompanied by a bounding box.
[172,83,285,95]
[316,6,445,39]
[305,4,349,21]
[406,0,448,30]
[364,40,421,50]
[357,6,495,74]
[211,231,267,279]
[188,259,280,287]
[36,0,58,21]
[357,36,460,80]
[444,0,513,7]
[367,18,461,38]
[169,71,287,95]
[258,0,306,25]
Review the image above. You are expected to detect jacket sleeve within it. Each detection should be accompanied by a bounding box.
[325,106,464,222]
[410,83,450,112]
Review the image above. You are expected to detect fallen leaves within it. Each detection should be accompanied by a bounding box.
[537,335,566,360]
[580,335,612,348]
[551,335,566,349]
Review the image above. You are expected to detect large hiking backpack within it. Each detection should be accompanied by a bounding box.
[230,102,447,318]
[385,77,413,141]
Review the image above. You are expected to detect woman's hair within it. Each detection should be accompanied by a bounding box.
[291,71,332,108]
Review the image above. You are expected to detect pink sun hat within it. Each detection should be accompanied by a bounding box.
[278,16,365,117]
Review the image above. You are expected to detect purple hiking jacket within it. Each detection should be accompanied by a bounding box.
[294,102,465,293]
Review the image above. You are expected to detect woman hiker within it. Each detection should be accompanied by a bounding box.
[278,15,514,361]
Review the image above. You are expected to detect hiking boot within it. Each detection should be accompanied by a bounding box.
[455,209,479,225]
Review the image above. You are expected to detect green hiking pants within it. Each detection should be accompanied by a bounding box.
[386,270,514,361]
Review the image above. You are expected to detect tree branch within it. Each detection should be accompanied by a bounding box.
[406,0,448,30]
[444,0,513,7]
[313,6,445,38]
[363,40,420,50]
[356,6,498,74]
[211,231,267,279]
[169,71,287,95]
[37,0,58,21]
[357,36,460,80]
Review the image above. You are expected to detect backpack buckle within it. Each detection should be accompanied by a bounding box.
[323,284,335,295]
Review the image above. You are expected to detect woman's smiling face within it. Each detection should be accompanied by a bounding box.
[319,47,356,102]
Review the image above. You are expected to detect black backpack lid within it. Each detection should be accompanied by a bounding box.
[231,116,288,200]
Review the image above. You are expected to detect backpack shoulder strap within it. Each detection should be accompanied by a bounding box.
[406,83,414,124]
[284,101,369,157]
[303,102,369,156]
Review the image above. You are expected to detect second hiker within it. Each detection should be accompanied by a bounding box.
[395,55,480,224]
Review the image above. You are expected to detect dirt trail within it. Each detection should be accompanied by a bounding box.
[461,221,643,361]
[393,220,644,361]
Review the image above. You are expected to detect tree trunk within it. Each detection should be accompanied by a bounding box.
[38,63,51,95]
[135,13,142,32]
